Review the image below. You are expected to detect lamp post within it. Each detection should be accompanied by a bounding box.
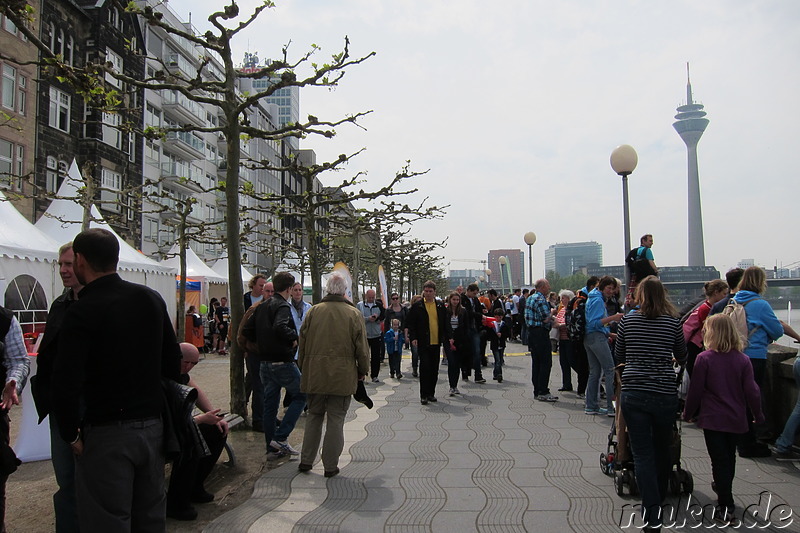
[523,231,536,286]
[498,256,507,294]
[485,268,492,288]
[610,144,638,293]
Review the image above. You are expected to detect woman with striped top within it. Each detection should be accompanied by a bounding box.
[615,276,687,532]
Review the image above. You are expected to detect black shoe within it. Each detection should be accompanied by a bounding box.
[324,467,340,478]
[558,387,573,392]
[475,378,486,384]
[298,463,313,472]
[167,504,198,521]
[190,489,214,503]
[420,398,428,405]
[739,445,771,458]
[427,396,438,402]
[497,377,503,383]
[412,371,418,377]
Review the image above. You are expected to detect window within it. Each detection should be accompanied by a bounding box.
[17,75,25,115]
[65,36,74,66]
[100,168,122,212]
[0,139,12,177]
[0,139,24,190]
[46,156,58,193]
[47,22,55,52]
[48,87,70,132]
[144,139,160,163]
[145,218,159,242]
[4,15,17,35]
[145,102,161,128]
[102,111,122,149]
[56,29,64,58]
[2,64,15,110]
[105,48,122,88]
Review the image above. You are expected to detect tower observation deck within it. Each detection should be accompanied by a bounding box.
[673,64,709,267]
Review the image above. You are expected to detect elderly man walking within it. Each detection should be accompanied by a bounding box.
[297,273,369,477]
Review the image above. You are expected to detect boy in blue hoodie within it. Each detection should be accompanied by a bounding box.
[385,318,405,379]
[490,308,509,383]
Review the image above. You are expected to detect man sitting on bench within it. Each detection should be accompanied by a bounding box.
[167,343,230,521]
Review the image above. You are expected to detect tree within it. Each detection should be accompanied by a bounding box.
[2,0,377,418]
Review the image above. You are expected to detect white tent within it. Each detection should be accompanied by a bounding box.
[0,190,60,314]
[211,257,253,295]
[35,160,178,319]
[161,244,228,314]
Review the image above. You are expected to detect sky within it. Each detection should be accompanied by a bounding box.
[168,0,800,278]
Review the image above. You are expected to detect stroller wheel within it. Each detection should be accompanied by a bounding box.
[614,471,625,496]
[680,469,694,494]
[668,471,681,496]
[600,453,608,474]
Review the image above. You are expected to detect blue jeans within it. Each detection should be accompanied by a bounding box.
[621,390,677,528]
[776,356,800,452]
[470,330,483,380]
[260,362,306,448]
[584,331,615,411]
[492,348,504,379]
[529,326,552,396]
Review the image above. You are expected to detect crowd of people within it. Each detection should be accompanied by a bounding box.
[3,228,800,532]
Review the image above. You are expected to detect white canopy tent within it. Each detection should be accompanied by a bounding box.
[161,244,228,314]
[211,257,253,296]
[35,160,178,319]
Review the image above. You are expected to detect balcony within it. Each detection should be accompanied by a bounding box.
[162,90,205,127]
[163,130,205,160]
[165,53,196,78]
[160,161,202,194]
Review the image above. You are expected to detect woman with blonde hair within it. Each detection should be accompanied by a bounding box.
[683,314,763,527]
[731,266,800,457]
[615,276,686,532]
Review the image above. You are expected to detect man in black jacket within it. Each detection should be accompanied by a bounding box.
[53,228,181,532]
[31,242,83,533]
[461,284,485,384]
[406,280,452,404]
[242,271,305,459]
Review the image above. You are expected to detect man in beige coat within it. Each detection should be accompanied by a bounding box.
[297,272,370,477]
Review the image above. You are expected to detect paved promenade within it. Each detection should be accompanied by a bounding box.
[205,348,799,533]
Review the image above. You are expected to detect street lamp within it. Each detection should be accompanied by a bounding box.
[499,256,507,294]
[485,268,492,288]
[610,144,638,292]
[523,231,536,286]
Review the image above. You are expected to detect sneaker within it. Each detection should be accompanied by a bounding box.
[270,440,300,455]
[452,387,460,395]
[497,377,503,383]
[266,449,287,461]
[576,393,586,399]
[371,377,380,383]
[774,448,800,462]
[584,408,600,415]
[420,398,428,405]
[449,388,458,396]
[397,373,403,379]
[712,507,740,527]
[599,408,609,416]
[475,378,487,384]
[606,409,616,417]
[536,394,558,402]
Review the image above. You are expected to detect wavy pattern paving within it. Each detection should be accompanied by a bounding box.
[205,352,800,533]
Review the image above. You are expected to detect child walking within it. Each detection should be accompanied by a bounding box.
[385,318,405,379]
[683,314,764,528]
[490,308,509,383]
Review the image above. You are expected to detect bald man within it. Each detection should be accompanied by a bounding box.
[167,343,229,521]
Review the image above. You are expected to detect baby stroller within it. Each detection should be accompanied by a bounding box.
[599,364,694,497]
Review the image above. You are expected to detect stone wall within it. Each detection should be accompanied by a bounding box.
[766,344,799,446]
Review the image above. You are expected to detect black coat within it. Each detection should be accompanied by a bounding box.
[243,294,298,362]
[406,299,452,347]
[53,274,181,443]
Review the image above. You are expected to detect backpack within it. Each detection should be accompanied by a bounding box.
[565,294,587,342]
[721,297,762,349]
[626,246,657,280]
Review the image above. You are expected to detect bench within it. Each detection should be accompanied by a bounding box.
[221,413,245,466]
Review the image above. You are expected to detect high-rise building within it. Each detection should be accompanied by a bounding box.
[544,241,603,277]
[673,64,709,267]
[487,249,524,290]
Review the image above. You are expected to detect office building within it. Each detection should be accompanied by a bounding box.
[545,241,603,277]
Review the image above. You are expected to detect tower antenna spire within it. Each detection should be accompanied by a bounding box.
[686,62,693,105]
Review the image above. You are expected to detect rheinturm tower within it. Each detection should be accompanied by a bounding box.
[673,64,709,266]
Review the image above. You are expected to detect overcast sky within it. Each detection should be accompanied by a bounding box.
[169,0,800,278]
